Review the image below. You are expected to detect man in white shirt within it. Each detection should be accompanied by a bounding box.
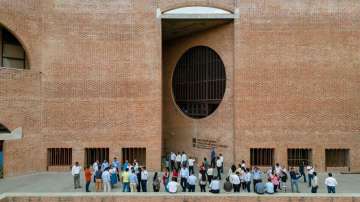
[92,160,99,172]
[71,162,82,189]
[207,166,214,184]
[230,172,240,192]
[176,152,182,169]
[188,157,195,174]
[187,172,197,192]
[219,154,224,174]
[180,166,189,192]
[325,173,338,193]
[141,167,149,192]
[101,167,111,192]
[167,177,179,193]
[307,165,315,187]
[216,157,222,180]
[181,152,187,166]
[209,176,220,193]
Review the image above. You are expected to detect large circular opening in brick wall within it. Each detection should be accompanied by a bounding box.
[172,46,226,119]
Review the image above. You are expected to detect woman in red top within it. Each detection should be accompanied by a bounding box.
[172,168,179,181]
[84,165,92,192]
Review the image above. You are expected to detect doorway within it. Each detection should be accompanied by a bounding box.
[160,7,235,160]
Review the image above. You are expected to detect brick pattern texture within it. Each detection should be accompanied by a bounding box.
[0,0,359,176]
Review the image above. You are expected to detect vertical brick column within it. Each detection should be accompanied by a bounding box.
[313,147,325,172]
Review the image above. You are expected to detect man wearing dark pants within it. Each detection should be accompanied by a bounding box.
[187,172,196,192]
[216,156,222,180]
[141,167,148,192]
[252,167,262,192]
[180,165,189,192]
[299,161,306,183]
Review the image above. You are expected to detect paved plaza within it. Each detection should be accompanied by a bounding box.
[0,172,359,194]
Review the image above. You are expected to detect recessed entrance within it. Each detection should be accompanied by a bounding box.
[161,7,234,156]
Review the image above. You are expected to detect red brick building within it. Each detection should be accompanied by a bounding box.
[0,0,359,177]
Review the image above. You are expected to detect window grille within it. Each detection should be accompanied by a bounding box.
[250,148,274,166]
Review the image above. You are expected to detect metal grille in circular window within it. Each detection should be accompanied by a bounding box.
[172,46,226,119]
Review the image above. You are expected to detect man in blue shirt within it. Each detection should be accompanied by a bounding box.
[252,167,263,192]
[112,157,121,181]
[180,165,189,192]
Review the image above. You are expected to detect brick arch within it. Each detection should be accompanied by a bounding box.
[0,22,32,69]
[160,2,234,14]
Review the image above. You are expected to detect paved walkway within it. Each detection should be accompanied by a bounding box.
[0,172,359,194]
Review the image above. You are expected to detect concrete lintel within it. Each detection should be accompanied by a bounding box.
[0,127,22,140]
[161,14,235,20]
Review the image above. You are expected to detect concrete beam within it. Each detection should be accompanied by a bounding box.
[161,14,235,19]
[0,127,22,140]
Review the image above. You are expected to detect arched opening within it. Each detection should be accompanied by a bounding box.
[0,25,29,69]
[172,46,226,119]
[163,6,232,14]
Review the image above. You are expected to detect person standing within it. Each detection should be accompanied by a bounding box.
[141,167,148,192]
[94,166,103,192]
[199,171,207,192]
[129,169,138,192]
[216,156,222,180]
[252,167,263,192]
[122,168,130,192]
[311,171,319,193]
[176,152,182,170]
[102,167,111,192]
[307,165,315,187]
[187,172,197,192]
[203,158,209,171]
[230,171,240,192]
[188,157,195,174]
[180,165,189,192]
[210,147,216,168]
[112,157,121,181]
[207,166,214,184]
[162,168,170,192]
[244,168,252,192]
[219,153,224,174]
[325,173,338,193]
[84,165,92,192]
[152,172,161,192]
[71,162,82,189]
[299,161,306,183]
[170,152,176,171]
[92,160,99,182]
[290,167,301,193]
[181,151,187,167]
[136,167,142,192]
[271,173,280,192]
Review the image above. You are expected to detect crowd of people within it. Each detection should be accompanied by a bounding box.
[71,148,338,194]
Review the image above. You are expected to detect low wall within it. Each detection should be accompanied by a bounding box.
[1,193,360,202]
